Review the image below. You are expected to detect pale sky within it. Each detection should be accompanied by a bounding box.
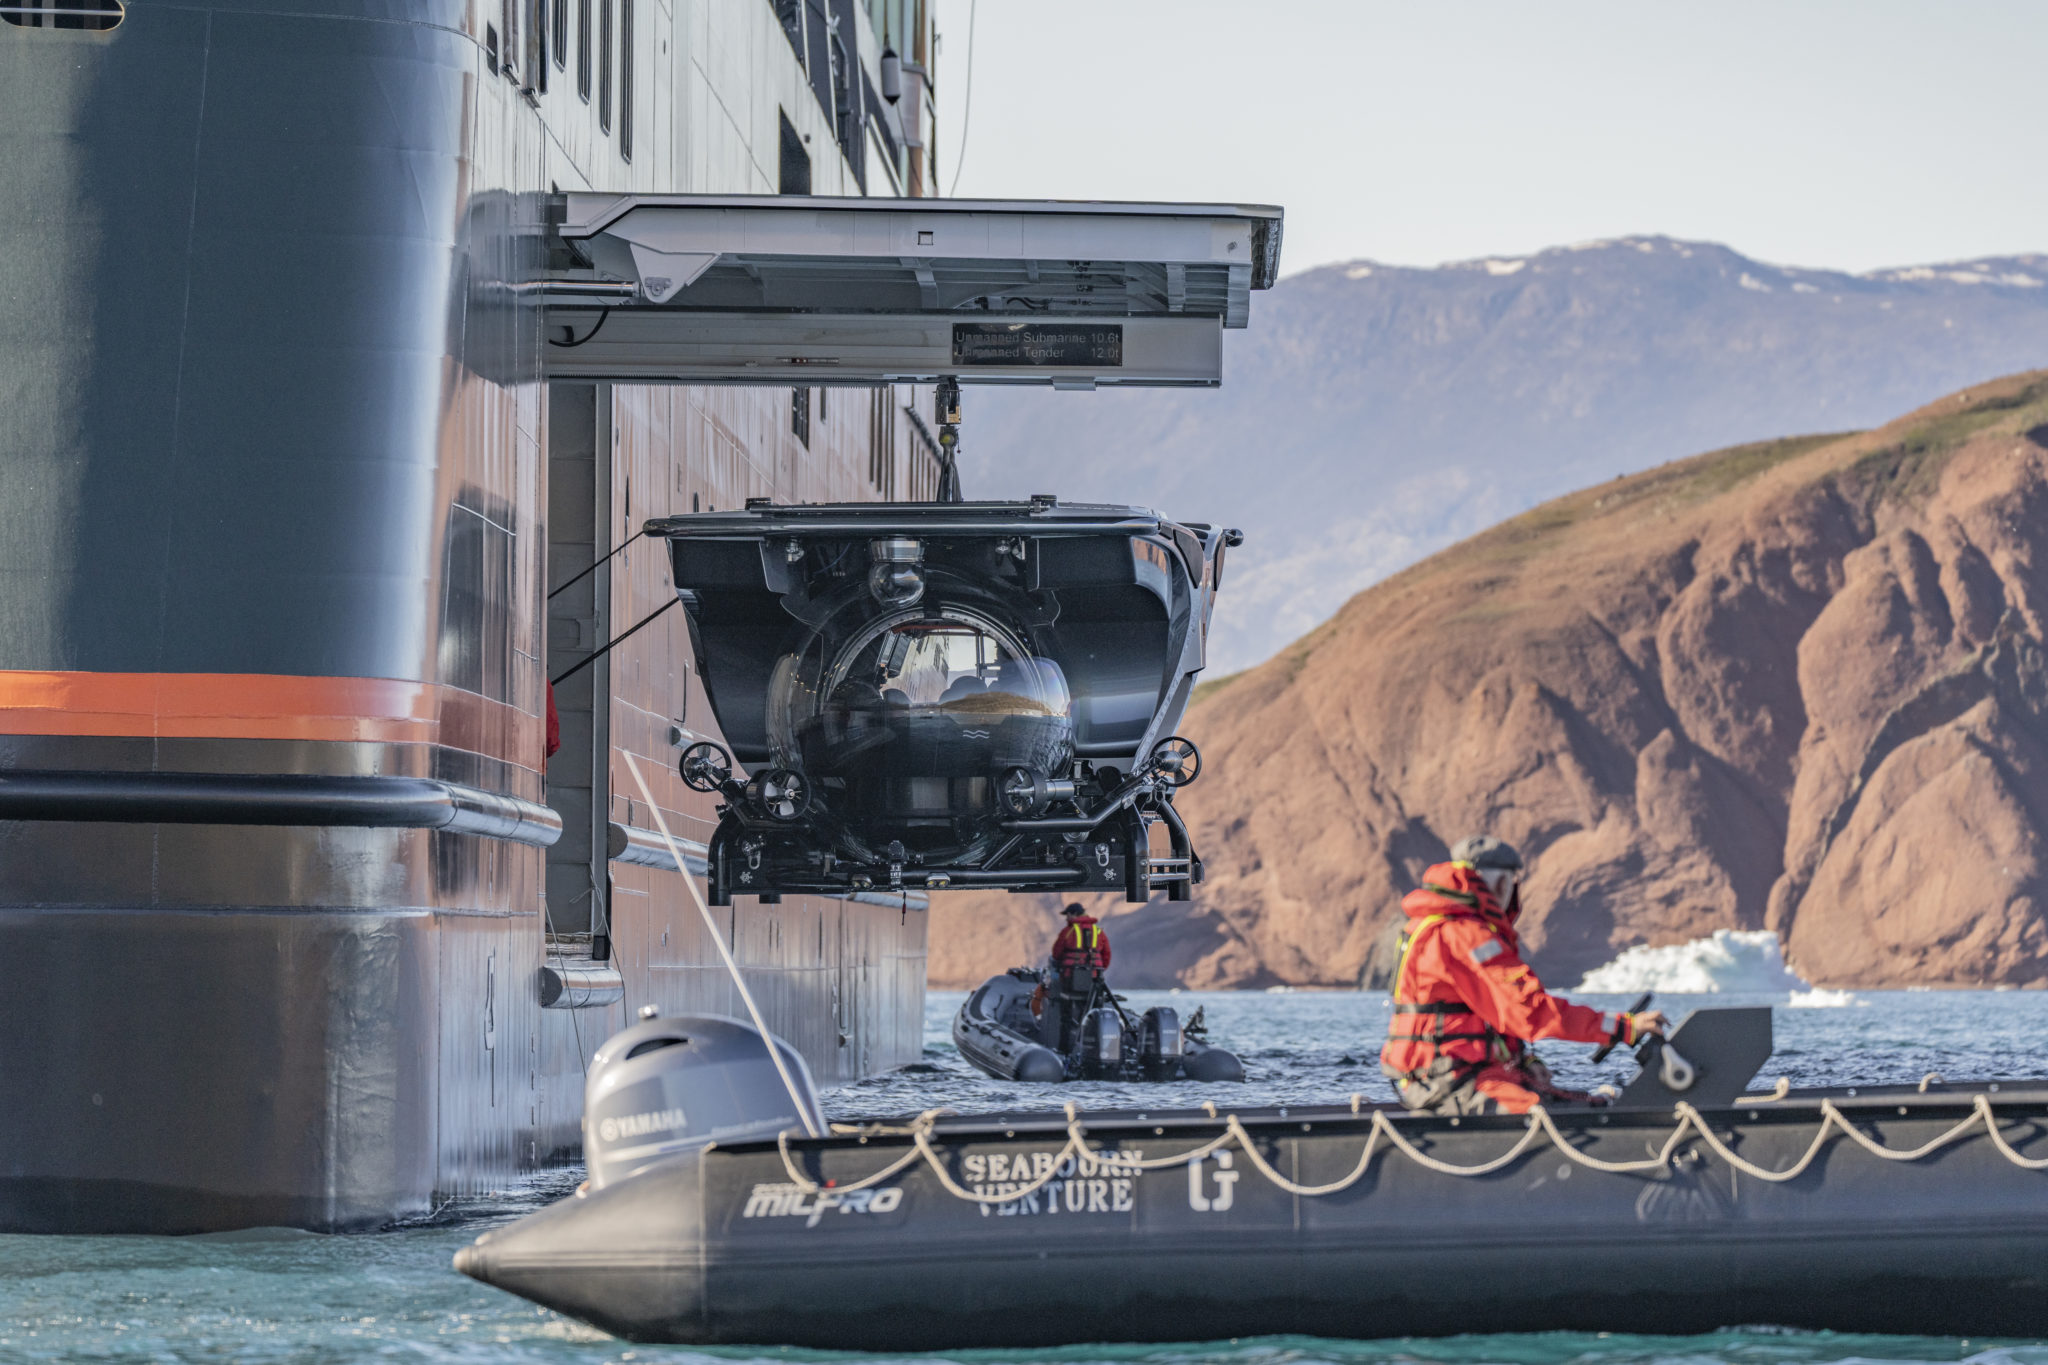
[929,0,2048,276]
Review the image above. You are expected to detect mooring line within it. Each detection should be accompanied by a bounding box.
[767,1093,2048,1201]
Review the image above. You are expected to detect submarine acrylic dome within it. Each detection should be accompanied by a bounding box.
[765,606,1075,864]
[648,498,1240,904]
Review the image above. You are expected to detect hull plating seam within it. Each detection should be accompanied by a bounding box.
[0,769,562,846]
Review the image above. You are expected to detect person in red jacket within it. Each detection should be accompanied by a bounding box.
[1381,836,1666,1115]
[1045,903,1112,1050]
[1050,902,1111,975]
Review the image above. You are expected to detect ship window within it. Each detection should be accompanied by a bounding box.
[868,389,896,497]
[791,387,810,447]
[500,0,519,75]
[576,0,591,101]
[598,0,610,133]
[551,0,566,70]
[2,0,123,27]
[484,23,500,70]
[597,0,613,133]
[771,0,803,66]
[530,0,548,92]
[778,111,810,195]
[618,0,633,162]
[439,493,517,703]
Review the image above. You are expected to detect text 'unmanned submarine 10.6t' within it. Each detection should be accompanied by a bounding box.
[645,497,1238,905]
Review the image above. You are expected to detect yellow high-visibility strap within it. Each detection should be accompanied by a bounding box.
[1391,914,1445,1005]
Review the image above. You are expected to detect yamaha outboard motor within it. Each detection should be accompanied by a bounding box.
[1080,1007,1124,1079]
[584,1011,824,1191]
[1139,1006,1184,1079]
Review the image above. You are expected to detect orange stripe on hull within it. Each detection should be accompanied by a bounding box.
[0,671,542,766]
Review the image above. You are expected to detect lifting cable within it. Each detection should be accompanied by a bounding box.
[549,596,678,686]
[774,1093,2048,1204]
[623,751,824,1139]
[548,529,646,602]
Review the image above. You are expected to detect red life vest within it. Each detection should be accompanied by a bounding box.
[1052,917,1111,971]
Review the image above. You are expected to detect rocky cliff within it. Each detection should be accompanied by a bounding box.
[930,374,2048,991]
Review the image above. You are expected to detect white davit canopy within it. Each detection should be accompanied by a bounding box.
[540,194,1284,387]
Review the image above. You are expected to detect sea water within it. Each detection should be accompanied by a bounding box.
[3,988,2046,1365]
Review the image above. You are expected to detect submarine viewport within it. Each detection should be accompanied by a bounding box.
[645,500,1239,906]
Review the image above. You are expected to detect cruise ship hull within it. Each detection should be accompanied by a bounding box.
[0,1,934,1230]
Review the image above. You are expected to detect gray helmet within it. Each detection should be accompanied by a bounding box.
[1450,835,1523,871]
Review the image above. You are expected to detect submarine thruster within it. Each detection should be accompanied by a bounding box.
[645,498,1238,905]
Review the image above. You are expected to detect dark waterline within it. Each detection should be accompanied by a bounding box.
[3,989,2044,1364]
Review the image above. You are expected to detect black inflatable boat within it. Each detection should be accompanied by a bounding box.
[457,1006,2048,1348]
[952,968,1245,1082]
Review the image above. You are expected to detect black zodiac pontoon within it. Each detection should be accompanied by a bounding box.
[458,1004,2048,1347]
[645,499,1234,905]
[951,967,1244,1082]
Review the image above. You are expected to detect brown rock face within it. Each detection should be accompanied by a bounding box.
[930,374,2048,991]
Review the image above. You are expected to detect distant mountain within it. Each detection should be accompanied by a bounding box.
[930,374,2048,992]
[955,238,2048,672]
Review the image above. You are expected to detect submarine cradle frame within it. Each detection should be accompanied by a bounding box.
[644,498,1234,907]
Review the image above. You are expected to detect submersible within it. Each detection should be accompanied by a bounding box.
[457,1005,2048,1347]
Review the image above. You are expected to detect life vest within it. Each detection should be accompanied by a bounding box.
[1053,917,1109,972]
[1378,860,1617,1109]
[1380,864,1521,1104]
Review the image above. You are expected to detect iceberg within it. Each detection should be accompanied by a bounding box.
[1574,929,1810,994]
[1788,987,1865,1008]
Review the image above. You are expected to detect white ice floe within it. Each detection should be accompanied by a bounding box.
[1574,929,1809,994]
[1788,988,1866,1008]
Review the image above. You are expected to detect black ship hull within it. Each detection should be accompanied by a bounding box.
[0,3,931,1231]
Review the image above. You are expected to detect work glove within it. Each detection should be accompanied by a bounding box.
[1623,1010,1668,1043]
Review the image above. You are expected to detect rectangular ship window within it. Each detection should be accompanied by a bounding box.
[791,387,810,448]
[439,495,517,702]
[552,0,567,70]
[869,389,897,497]
[772,0,803,65]
[619,0,633,161]
[529,0,548,92]
[2,0,124,27]
[598,0,613,133]
[778,110,810,195]
[577,0,592,101]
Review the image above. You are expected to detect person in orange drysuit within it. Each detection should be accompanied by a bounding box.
[1381,835,1667,1115]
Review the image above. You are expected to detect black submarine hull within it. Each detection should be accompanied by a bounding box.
[457,1084,2048,1347]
